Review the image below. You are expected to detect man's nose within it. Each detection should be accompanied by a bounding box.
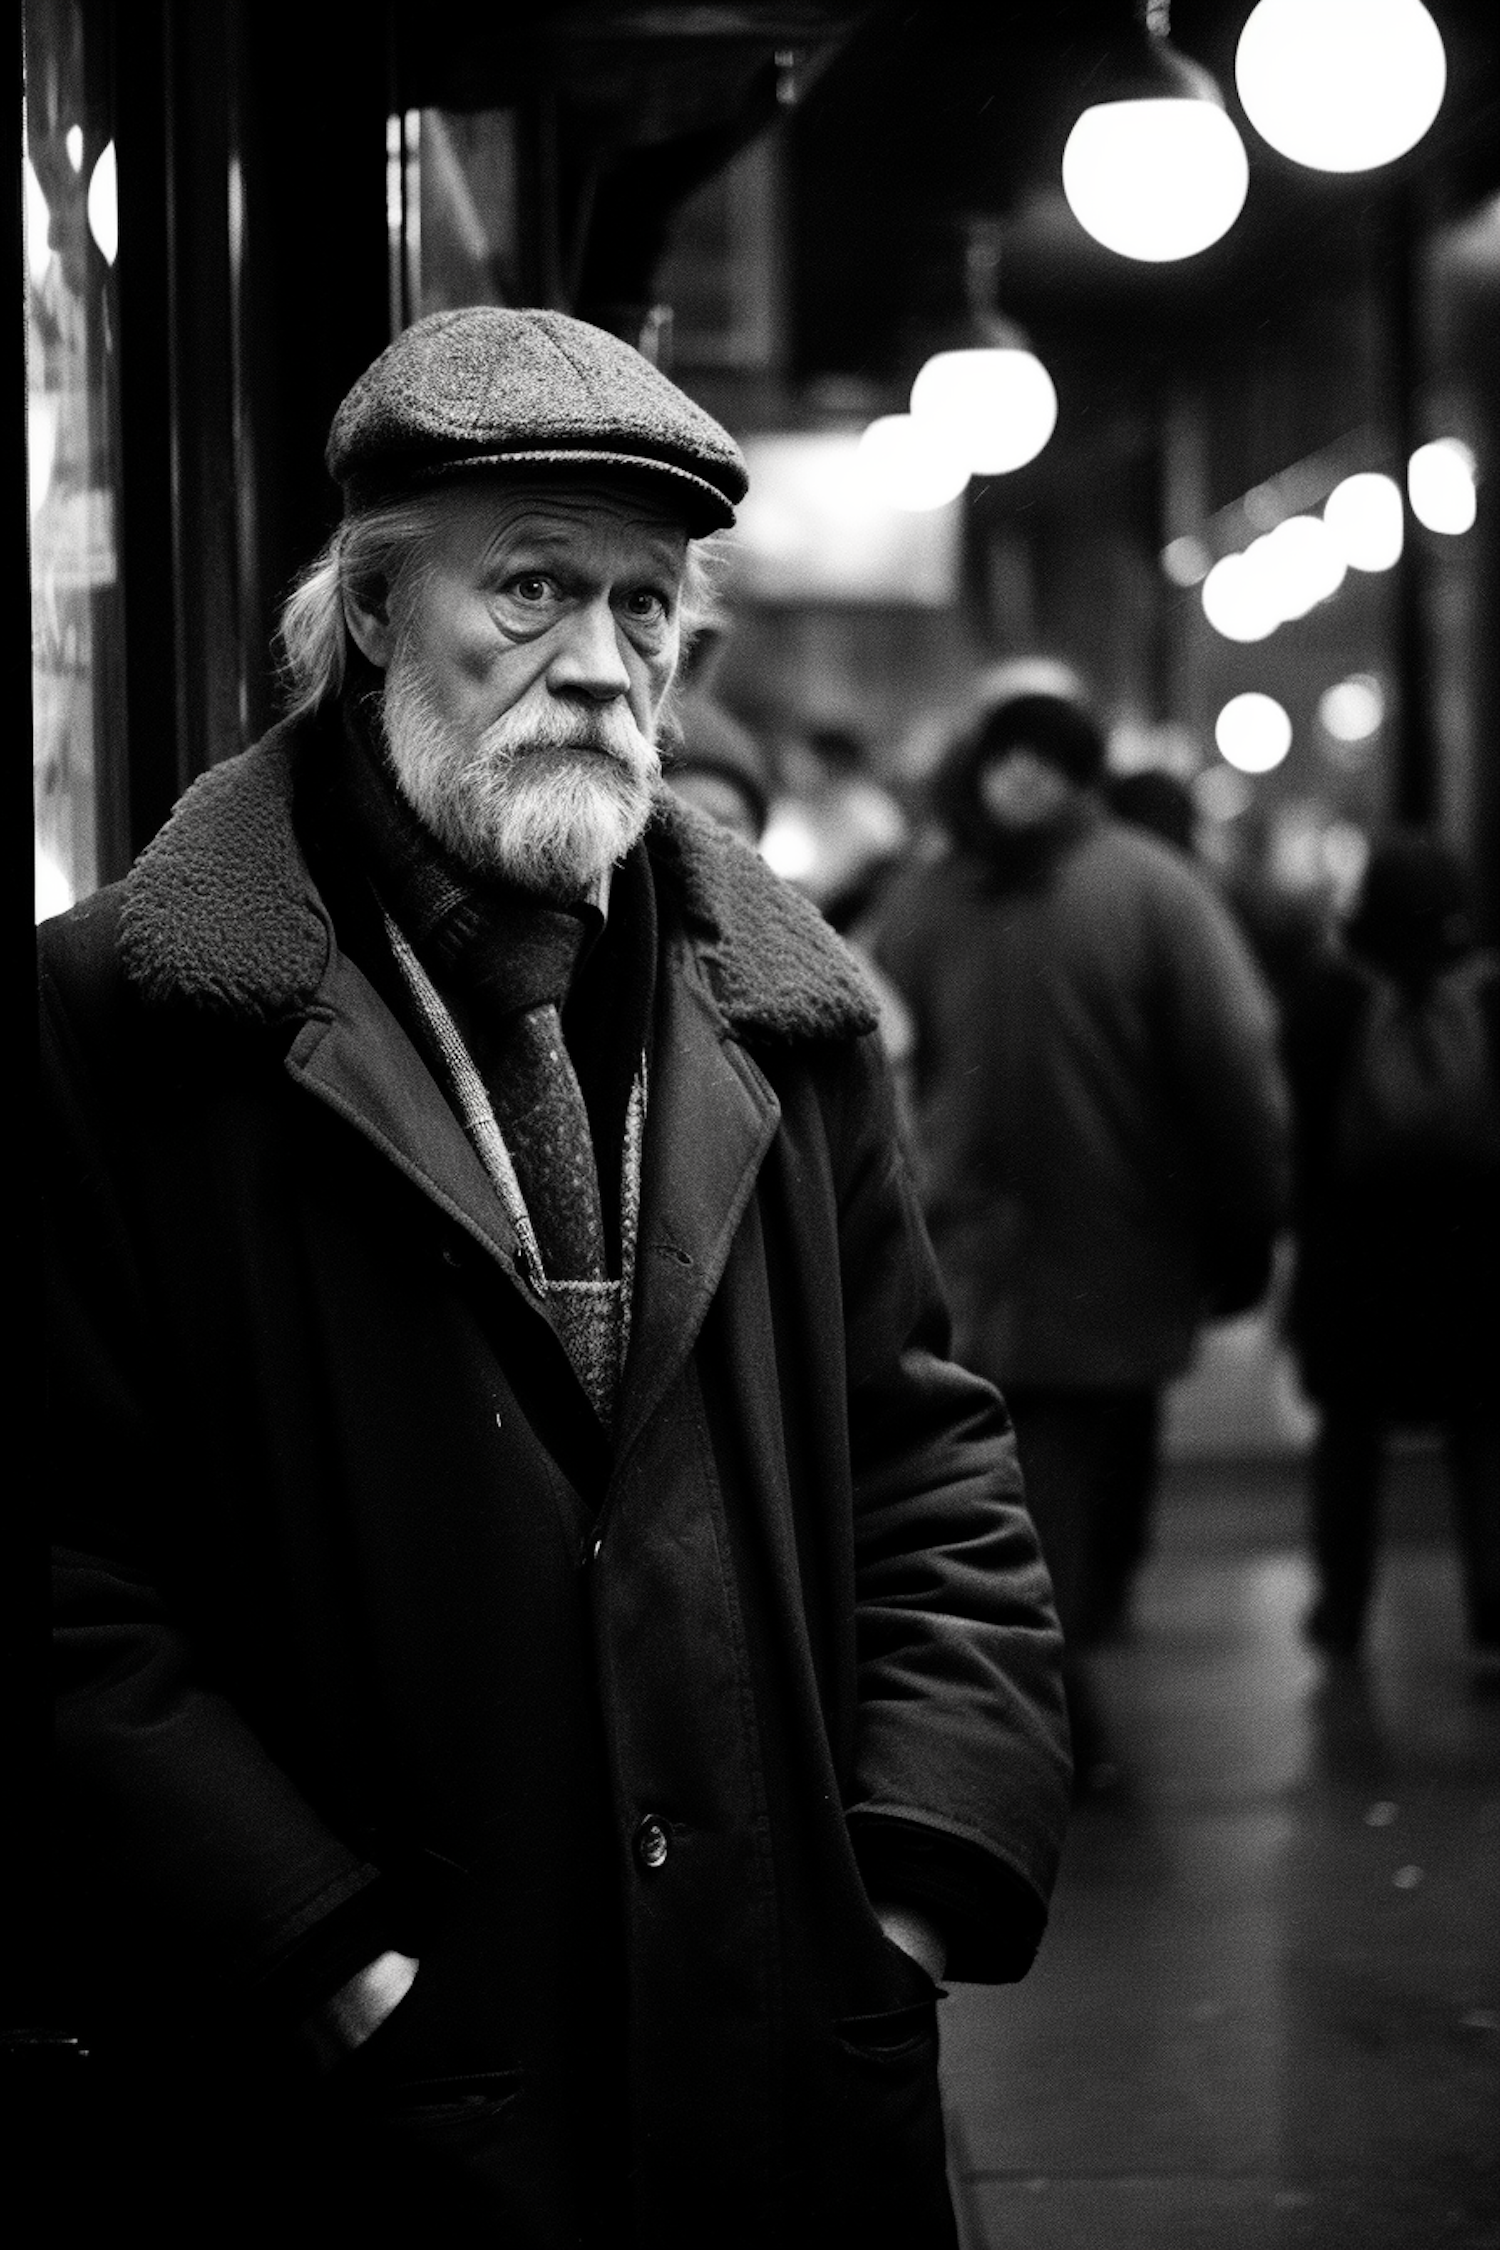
[547,594,632,702]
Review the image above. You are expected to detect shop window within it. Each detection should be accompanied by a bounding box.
[26,0,124,919]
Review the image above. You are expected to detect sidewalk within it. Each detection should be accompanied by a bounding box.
[941,1450,1500,2249]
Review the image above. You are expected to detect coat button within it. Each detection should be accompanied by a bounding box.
[635,1816,670,1871]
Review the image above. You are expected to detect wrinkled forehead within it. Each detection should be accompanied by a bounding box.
[426,469,692,566]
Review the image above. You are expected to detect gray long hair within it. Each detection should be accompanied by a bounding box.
[276,490,725,721]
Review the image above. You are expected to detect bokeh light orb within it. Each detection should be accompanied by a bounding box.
[1407,439,1477,535]
[1200,553,1278,643]
[1258,514,1347,619]
[87,139,118,266]
[1161,534,1211,587]
[1193,762,1253,827]
[1215,692,1292,774]
[1236,0,1445,173]
[24,158,53,288]
[1319,674,1385,742]
[855,415,969,512]
[1062,98,1248,262]
[1324,473,1403,571]
[910,348,1058,475]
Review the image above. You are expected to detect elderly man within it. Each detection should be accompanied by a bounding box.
[42,308,1070,2246]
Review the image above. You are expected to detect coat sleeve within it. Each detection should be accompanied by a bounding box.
[823,1033,1072,1980]
[41,922,391,2033]
[1149,859,1292,1316]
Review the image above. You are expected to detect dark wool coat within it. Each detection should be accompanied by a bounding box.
[41,725,1070,2247]
[1281,943,1500,1414]
[871,810,1290,1391]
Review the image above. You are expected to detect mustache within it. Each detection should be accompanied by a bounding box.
[473,700,661,774]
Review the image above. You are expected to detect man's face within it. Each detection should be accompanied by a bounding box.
[977,745,1078,832]
[357,477,690,897]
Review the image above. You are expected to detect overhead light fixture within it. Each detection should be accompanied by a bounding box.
[907,224,1057,476]
[854,415,970,512]
[1235,0,1446,174]
[1062,1,1249,262]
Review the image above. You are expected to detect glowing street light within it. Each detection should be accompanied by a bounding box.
[909,345,1057,476]
[1063,100,1248,262]
[1216,693,1292,774]
[1062,5,1248,262]
[1235,0,1446,174]
[855,415,970,512]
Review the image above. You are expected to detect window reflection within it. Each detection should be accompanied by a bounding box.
[26,0,124,920]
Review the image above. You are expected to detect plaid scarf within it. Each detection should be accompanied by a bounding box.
[336,695,627,1287]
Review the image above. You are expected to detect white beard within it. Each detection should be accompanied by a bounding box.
[382,649,664,898]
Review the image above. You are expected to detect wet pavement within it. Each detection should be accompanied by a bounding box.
[941,1448,1500,2249]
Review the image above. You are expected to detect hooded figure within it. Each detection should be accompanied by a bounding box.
[1281,831,1500,1665]
[872,681,1289,1774]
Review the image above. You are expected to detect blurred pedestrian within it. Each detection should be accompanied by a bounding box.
[763,724,908,931]
[1282,832,1500,1672]
[872,682,1289,1778]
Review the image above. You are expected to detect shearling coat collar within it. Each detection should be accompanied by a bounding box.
[118,719,878,1044]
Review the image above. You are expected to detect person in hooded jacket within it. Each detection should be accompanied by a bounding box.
[871,684,1289,1773]
[1281,831,1500,1669]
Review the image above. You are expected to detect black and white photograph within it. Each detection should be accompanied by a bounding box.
[19,3,1500,2243]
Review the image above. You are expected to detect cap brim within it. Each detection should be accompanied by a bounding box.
[345,445,739,535]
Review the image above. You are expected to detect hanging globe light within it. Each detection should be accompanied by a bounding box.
[907,221,1059,478]
[855,415,970,512]
[1062,3,1249,262]
[910,337,1058,476]
[1235,0,1445,174]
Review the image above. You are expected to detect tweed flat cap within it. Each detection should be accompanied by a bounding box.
[327,306,747,533]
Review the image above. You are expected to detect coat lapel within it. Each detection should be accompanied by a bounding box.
[613,934,781,1469]
[118,731,872,1454]
[286,946,536,1292]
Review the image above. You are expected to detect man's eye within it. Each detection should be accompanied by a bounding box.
[621,589,667,622]
[507,574,555,603]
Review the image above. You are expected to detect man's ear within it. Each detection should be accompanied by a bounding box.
[342,577,395,670]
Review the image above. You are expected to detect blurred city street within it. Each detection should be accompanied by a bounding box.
[942,1442,1500,2249]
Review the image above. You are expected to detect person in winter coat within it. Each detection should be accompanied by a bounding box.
[871,683,1288,1772]
[40,308,1071,2247]
[1281,831,1500,1668]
